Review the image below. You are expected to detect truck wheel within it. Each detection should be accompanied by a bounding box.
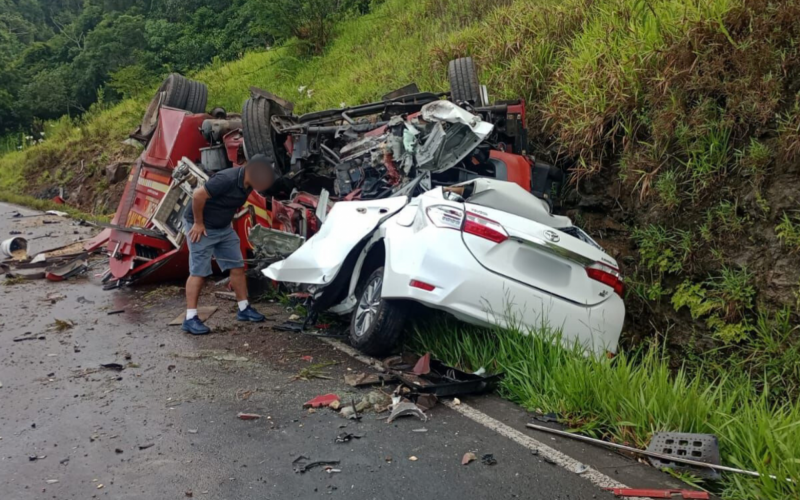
[184,80,208,114]
[138,74,203,137]
[161,73,191,109]
[242,97,279,167]
[448,57,482,105]
[349,266,406,356]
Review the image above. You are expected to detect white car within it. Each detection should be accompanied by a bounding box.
[264,178,625,356]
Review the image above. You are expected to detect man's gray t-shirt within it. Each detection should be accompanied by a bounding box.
[185,167,252,229]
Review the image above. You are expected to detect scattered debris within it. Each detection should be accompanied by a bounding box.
[292,455,340,474]
[237,412,262,420]
[29,455,46,461]
[605,488,710,499]
[115,448,124,454]
[100,363,125,372]
[415,393,438,411]
[395,358,502,397]
[412,428,428,433]
[344,372,396,387]
[453,397,461,406]
[409,456,418,461]
[213,291,237,301]
[49,319,75,331]
[387,402,427,423]
[291,361,337,381]
[107,309,125,315]
[303,394,340,409]
[300,355,313,362]
[138,443,154,450]
[532,411,560,423]
[188,429,198,434]
[574,463,589,474]
[335,432,363,443]
[462,452,477,465]
[412,353,431,375]
[481,454,497,466]
[45,479,59,484]
[13,334,45,342]
[45,256,89,281]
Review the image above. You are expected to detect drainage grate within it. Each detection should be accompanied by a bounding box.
[646,432,721,480]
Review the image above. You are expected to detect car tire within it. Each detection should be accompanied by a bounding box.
[242,97,279,166]
[184,80,208,114]
[448,57,481,105]
[349,266,406,356]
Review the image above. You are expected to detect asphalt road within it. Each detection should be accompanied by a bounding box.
[0,202,687,499]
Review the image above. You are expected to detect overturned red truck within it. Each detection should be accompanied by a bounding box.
[98,58,564,288]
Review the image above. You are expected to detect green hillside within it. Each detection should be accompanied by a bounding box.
[2,1,800,497]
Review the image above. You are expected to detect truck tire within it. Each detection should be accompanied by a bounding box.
[161,73,191,109]
[448,57,482,105]
[349,266,407,356]
[242,97,278,167]
[138,74,203,137]
[184,80,208,114]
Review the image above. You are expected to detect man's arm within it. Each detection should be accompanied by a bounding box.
[188,187,211,243]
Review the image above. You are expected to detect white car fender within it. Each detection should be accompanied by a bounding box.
[263,196,409,285]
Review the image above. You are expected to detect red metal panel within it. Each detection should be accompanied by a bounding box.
[490,150,532,191]
[143,107,210,170]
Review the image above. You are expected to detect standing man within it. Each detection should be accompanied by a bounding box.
[181,154,276,335]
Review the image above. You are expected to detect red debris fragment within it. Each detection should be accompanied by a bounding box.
[303,394,340,409]
[301,355,314,362]
[413,353,431,376]
[237,412,262,420]
[605,488,709,499]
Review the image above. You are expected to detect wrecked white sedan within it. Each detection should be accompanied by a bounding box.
[264,178,625,357]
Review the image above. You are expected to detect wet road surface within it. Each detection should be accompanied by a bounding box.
[0,203,681,499]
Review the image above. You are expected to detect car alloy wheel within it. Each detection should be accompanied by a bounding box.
[354,273,382,338]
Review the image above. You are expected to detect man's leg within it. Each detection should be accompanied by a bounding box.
[186,275,204,311]
[229,267,247,302]
[215,227,265,322]
[182,229,214,335]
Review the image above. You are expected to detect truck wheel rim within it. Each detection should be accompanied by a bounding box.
[354,275,382,338]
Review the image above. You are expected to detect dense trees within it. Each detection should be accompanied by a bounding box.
[0,0,375,135]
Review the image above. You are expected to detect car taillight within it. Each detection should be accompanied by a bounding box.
[586,263,624,297]
[425,205,464,229]
[463,212,508,243]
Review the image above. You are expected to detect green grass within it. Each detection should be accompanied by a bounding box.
[410,319,800,500]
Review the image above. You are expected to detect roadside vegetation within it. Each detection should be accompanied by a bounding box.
[411,320,800,500]
[1,0,799,498]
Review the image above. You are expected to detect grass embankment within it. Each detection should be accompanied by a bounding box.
[412,321,799,500]
[1,0,799,498]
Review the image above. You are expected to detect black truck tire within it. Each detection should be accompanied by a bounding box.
[161,73,191,109]
[184,80,208,114]
[242,97,278,166]
[349,266,407,356]
[448,57,482,105]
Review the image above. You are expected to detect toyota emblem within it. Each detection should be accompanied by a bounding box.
[544,230,560,243]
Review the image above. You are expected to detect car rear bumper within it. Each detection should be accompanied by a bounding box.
[381,226,624,355]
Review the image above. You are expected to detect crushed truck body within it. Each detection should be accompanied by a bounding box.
[103,58,565,288]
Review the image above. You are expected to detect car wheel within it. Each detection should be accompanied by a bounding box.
[349,266,406,356]
[242,97,279,166]
[448,57,482,105]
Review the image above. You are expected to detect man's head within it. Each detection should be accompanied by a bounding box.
[244,154,278,192]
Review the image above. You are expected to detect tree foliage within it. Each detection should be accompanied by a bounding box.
[0,0,377,135]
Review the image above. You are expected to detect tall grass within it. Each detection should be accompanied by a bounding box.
[411,320,800,500]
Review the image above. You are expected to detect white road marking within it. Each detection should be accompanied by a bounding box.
[321,338,654,497]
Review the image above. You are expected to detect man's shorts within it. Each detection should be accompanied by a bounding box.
[184,221,244,277]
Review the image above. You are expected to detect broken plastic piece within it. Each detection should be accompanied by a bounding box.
[481,454,497,466]
[292,455,340,473]
[462,452,477,465]
[303,394,340,409]
[412,353,431,375]
[386,402,427,423]
[237,412,262,420]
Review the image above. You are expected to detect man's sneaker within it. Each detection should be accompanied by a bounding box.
[182,316,211,335]
[237,305,266,323]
